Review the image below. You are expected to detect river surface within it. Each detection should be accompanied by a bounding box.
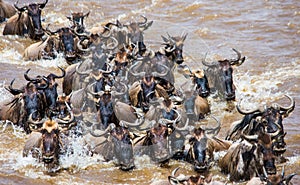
[0,0,299,184]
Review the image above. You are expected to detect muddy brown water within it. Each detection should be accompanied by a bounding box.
[0,0,299,184]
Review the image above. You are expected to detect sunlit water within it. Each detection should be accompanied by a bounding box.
[0,0,299,184]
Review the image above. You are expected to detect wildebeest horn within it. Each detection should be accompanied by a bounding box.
[236,101,261,115]
[129,60,145,77]
[52,66,66,79]
[28,111,44,125]
[138,15,153,31]
[269,121,281,138]
[76,61,93,75]
[167,33,176,44]
[56,102,75,126]
[35,77,49,90]
[181,32,188,43]
[173,117,189,131]
[24,69,38,82]
[201,52,217,67]
[90,123,116,137]
[152,63,169,77]
[229,48,245,66]
[168,167,190,182]
[5,79,24,95]
[111,81,128,96]
[77,38,90,52]
[273,95,295,116]
[38,0,48,9]
[14,0,27,12]
[119,118,144,127]
[107,37,119,50]
[87,82,105,97]
[204,116,221,137]
[242,124,258,141]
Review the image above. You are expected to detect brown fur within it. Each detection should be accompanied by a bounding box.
[0,0,16,20]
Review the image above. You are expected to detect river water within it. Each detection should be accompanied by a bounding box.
[0,0,299,184]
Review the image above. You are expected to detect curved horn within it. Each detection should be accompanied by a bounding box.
[152,63,169,77]
[242,124,258,141]
[103,37,119,50]
[201,52,217,67]
[77,38,91,52]
[236,101,261,115]
[89,123,115,137]
[14,0,27,12]
[56,102,75,125]
[269,121,282,138]
[24,69,38,82]
[5,79,24,95]
[87,82,105,96]
[76,61,93,75]
[36,77,49,90]
[229,48,245,66]
[173,117,189,131]
[138,15,148,27]
[28,111,44,125]
[204,116,221,137]
[129,60,145,77]
[171,167,180,177]
[38,0,48,9]
[119,117,144,127]
[273,95,295,115]
[52,66,66,79]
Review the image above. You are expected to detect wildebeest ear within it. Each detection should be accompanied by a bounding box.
[84,11,90,18]
[161,35,169,43]
[66,16,72,21]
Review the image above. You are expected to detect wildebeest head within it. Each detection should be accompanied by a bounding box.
[47,27,80,63]
[242,125,279,175]
[125,15,153,54]
[41,120,60,165]
[202,48,245,101]
[161,32,187,65]
[236,95,294,155]
[6,78,48,132]
[111,125,135,171]
[14,0,48,40]
[191,69,210,98]
[143,122,172,163]
[186,117,220,172]
[67,11,90,34]
[24,67,66,111]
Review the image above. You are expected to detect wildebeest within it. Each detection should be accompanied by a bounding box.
[67,11,90,34]
[3,0,48,40]
[23,34,59,61]
[226,95,295,157]
[184,117,231,172]
[167,167,224,185]
[24,67,66,112]
[85,123,135,171]
[133,121,173,164]
[23,119,62,172]
[102,15,153,51]
[220,124,280,181]
[0,0,16,23]
[246,166,296,185]
[202,48,245,101]
[0,78,48,133]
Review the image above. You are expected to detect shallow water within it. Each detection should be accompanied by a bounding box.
[0,0,299,184]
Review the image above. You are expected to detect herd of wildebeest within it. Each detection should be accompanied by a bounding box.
[0,0,297,184]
